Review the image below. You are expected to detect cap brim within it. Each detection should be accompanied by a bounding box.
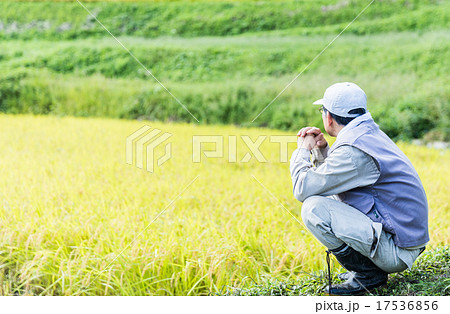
[313,99,324,105]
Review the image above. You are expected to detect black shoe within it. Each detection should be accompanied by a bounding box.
[325,246,387,296]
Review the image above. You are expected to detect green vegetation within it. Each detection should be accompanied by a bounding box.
[0,1,449,296]
[0,1,450,140]
[1,1,447,39]
[1,0,449,141]
[222,246,450,296]
[2,31,449,140]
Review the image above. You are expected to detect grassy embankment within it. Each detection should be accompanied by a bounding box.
[1,0,449,140]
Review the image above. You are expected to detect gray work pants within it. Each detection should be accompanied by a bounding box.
[301,196,424,273]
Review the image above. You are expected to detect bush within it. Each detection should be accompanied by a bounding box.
[0,70,447,141]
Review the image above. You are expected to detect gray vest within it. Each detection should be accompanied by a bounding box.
[329,113,429,247]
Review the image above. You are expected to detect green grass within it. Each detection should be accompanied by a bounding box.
[1,30,449,140]
[1,1,449,140]
[221,246,450,296]
[3,31,449,82]
[1,1,447,39]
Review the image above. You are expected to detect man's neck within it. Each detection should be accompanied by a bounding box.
[331,124,345,137]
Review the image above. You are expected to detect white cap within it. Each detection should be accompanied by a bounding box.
[313,82,367,117]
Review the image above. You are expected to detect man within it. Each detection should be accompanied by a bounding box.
[290,82,429,295]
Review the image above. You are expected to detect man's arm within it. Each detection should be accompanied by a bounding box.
[290,145,380,202]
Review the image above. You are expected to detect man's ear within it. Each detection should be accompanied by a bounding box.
[326,112,333,127]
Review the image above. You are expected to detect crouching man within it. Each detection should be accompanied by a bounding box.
[290,82,429,295]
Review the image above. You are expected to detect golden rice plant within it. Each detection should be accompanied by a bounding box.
[0,114,448,295]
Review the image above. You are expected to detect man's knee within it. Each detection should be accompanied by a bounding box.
[301,195,327,225]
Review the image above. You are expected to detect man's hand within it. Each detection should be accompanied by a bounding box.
[297,127,328,149]
[297,134,316,150]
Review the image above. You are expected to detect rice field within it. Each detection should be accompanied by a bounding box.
[0,114,448,295]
